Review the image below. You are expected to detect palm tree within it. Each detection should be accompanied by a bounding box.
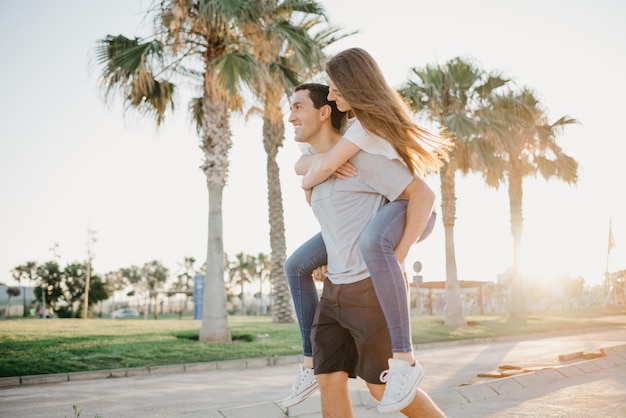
[174,256,199,313]
[479,88,579,318]
[104,270,127,312]
[94,0,308,341]
[237,1,348,323]
[400,57,509,325]
[119,265,144,313]
[97,0,344,342]
[229,252,255,315]
[253,252,271,315]
[119,261,169,319]
[144,260,170,319]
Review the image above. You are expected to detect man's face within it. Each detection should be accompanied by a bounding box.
[289,89,325,144]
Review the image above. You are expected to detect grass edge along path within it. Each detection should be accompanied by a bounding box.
[1,309,624,378]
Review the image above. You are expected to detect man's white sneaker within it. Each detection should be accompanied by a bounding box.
[377,358,424,414]
[281,365,318,408]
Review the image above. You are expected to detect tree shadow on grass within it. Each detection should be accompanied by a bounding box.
[172,331,256,342]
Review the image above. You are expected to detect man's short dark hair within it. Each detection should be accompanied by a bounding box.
[295,83,346,131]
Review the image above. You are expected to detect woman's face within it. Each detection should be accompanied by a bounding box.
[327,78,351,113]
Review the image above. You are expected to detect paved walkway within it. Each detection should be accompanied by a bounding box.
[1,315,625,417]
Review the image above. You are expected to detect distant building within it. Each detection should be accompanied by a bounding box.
[0,285,37,317]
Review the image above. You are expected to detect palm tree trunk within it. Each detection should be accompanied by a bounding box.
[199,182,231,341]
[508,167,526,319]
[263,109,294,323]
[440,165,466,325]
[267,155,293,323]
[198,91,232,342]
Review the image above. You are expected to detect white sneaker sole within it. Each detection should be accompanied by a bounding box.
[281,382,319,408]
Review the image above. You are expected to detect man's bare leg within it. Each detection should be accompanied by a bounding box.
[318,371,353,418]
[367,382,445,418]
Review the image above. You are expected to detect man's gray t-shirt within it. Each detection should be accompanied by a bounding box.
[310,151,413,285]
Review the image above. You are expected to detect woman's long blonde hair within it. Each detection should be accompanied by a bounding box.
[325,48,452,177]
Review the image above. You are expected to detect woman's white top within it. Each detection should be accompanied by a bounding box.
[342,118,403,162]
[298,117,402,163]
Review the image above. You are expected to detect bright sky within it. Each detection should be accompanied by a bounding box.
[1,0,625,289]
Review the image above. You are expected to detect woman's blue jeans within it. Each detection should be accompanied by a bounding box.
[285,200,436,356]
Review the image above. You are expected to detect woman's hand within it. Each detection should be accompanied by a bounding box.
[302,138,360,189]
[333,161,357,179]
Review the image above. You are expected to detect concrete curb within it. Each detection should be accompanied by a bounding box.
[0,355,303,389]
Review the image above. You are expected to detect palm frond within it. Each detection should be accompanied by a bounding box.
[96,35,164,73]
[444,111,476,139]
[269,58,300,89]
[95,34,174,124]
[277,0,327,17]
[213,51,260,99]
[535,153,578,183]
[551,115,579,129]
[189,97,203,135]
[477,144,507,189]
[198,0,253,19]
[475,75,509,99]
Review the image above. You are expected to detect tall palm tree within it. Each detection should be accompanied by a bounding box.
[479,88,579,318]
[104,270,127,312]
[94,0,304,341]
[176,257,198,288]
[143,260,170,319]
[229,252,256,315]
[400,57,509,325]
[253,251,271,315]
[239,1,348,323]
[173,256,199,313]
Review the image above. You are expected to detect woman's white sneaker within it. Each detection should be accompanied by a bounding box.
[281,365,318,408]
[377,358,424,413]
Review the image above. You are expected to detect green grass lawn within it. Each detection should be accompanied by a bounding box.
[0,310,622,378]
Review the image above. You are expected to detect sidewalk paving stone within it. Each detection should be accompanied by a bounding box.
[510,371,546,388]
[556,363,585,378]
[534,368,567,383]
[430,389,467,409]
[575,359,602,374]
[456,383,498,402]
[486,376,525,395]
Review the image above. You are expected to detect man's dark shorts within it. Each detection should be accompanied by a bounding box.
[311,277,391,384]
